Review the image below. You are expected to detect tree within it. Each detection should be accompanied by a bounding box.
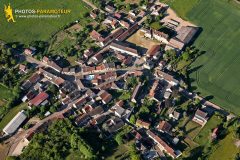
[115,133,123,145]
[130,115,136,124]
[182,52,190,61]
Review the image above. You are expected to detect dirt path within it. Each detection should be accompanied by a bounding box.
[157,2,196,31]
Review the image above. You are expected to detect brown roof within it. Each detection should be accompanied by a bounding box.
[114,13,122,19]
[29,73,41,84]
[29,92,49,106]
[147,45,161,57]
[42,56,49,63]
[120,20,130,29]
[158,121,172,132]
[147,130,177,158]
[117,23,139,41]
[176,26,198,44]
[153,30,169,39]
[100,28,124,45]
[53,77,65,86]
[19,64,26,71]
[98,90,112,103]
[90,30,104,41]
[48,61,62,72]
[169,38,185,50]
[195,109,208,119]
[136,119,150,129]
[110,42,138,55]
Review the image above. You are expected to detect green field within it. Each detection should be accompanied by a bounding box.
[168,0,240,114]
[0,0,90,43]
[162,0,200,20]
[194,115,223,146]
[0,84,13,100]
[209,132,240,160]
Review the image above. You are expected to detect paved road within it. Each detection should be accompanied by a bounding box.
[82,0,105,13]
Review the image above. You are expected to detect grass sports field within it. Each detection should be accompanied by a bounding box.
[0,0,90,43]
[168,0,240,114]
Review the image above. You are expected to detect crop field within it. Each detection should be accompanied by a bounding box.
[0,0,91,44]
[185,0,240,114]
[166,0,240,114]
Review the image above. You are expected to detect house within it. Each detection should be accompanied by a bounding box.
[99,28,124,46]
[169,110,180,120]
[75,114,91,126]
[164,91,171,99]
[47,61,62,73]
[147,130,182,159]
[73,97,87,109]
[88,106,104,117]
[21,73,41,90]
[137,10,146,18]
[24,47,36,56]
[146,45,162,60]
[90,30,104,42]
[165,38,185,52]
[114,12,122,19]
[52,77,65,87]
[131,82,142,103]
[29,73,41,84]
[104,117,125,133]
[111,19,119,29]
[42,56,49,64]
[117,23,139,41]
[105,5,116,13]
[144,60,154,69]
[110,41,140,58]
[28,92,49,107]
[152,30,169,44]
[3,110,27,135]
[157,121,172,133]
[112,100,130,118]
[19,64,28,74]
[75,79,86,90]
[176,26,198,44]
[136,119,150,129]
[22,91,36,102]
[211,127,218,140]
[90,11,97,19]
[83,48,95,59]
[154,69,179,86]
[149,80,164,101]
[98,90,112,104]
[119,20,131,29]
[127,14,136,23]
[192,109,208,126]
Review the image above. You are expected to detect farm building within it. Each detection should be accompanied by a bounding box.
[3,110,27,135]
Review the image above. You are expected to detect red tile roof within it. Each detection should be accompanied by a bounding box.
[29,92,49,106]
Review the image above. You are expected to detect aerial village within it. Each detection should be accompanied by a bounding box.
[1,0,235,159]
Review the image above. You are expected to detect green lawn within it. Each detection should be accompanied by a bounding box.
[0,0,91,43]
[0,103,28,131]
[194,115,223,145]
[106,141,134,160]
[0,84,14,100]
[209,132,240,160]
[150,22,162,30]
[161,0,200,20]
[184,121,201,140]
[186,0,240,114]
